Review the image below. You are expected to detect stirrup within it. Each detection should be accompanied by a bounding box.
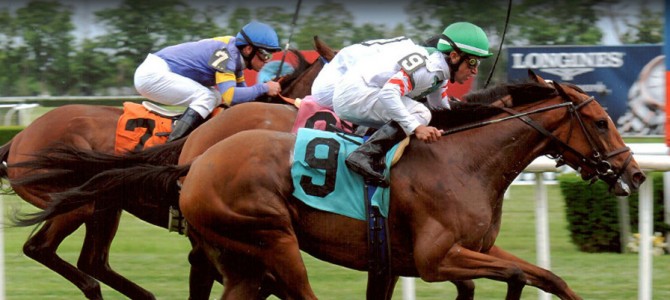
[167,206,187,235]
[346,159,389,188]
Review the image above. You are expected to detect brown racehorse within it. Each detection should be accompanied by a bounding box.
[0,37,333,300]
[7,71,568,300]
[18,78,646,299]
[9,73,527,300]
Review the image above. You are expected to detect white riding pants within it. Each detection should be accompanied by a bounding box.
[134,53,220,118]
[332,76,431,135]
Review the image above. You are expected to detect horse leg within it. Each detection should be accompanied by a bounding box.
[258,234,317,300]
[485,246,582,300]
[77,209,156,300]
[22,213,103,300]
[187,229,221,300]
[415,244,528,300]
[452,280,475,300]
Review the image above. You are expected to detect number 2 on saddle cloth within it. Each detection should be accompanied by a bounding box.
[114,102,224,154]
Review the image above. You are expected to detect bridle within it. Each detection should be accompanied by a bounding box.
[441,86,633,185]
[500,92,633,185]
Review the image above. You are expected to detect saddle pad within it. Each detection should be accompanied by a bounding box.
[291,96,354,134]
[291,128,405,220]
[114,102,173,154]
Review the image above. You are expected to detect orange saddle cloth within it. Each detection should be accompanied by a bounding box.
[114,102,173,154]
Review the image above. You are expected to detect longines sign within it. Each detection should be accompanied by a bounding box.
[507,45,664,135]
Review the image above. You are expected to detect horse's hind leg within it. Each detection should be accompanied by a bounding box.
[77,209,156,300]
[187,229,221,300]
[22,214,103,300]
[259,235,317,300]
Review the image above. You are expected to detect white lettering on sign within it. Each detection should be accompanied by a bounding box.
[510,52,626,80]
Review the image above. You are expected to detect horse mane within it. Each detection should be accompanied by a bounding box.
[255,48,310,104]
[278,49,309,89]
[429,80,558,129]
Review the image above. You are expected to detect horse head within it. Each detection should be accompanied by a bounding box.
[262,36,334,105]
[544,80,645,195]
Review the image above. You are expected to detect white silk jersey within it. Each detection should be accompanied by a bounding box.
[332,43,452,134]
[311,36,416,109]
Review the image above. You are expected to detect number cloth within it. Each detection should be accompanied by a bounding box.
[291,128,404,220]
[114,102,172,154]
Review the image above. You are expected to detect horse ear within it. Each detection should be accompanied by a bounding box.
[313,36,336,62]
[551,81,571,100]
[527,69,549,85]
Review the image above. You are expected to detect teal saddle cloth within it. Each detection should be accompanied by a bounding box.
[291,128,402,220]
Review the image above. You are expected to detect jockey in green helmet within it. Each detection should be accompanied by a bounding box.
[437,22,493,83]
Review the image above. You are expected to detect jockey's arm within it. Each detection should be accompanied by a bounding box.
[378,71,422,135]
[425,82,452,110]
[216,71,270,106]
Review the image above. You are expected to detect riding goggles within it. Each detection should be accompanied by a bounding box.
[257,48,273,62]
[464,56,481,70]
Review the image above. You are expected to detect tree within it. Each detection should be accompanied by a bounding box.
[15,0,75,95]
[513,0,603,45]
[0,8,26,95]
[70,38,117,95]
[619,6,663,44]
[94,0,225,90]
[294,0,355,49]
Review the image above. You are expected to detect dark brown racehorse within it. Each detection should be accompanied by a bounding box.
[18,77,646,299]
[0,37,333,300]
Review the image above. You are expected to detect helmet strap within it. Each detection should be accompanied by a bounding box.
[441,34,467,83]
[238,28,262,70]
[236,45,258,70]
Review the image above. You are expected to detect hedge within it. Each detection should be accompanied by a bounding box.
[558,172,669,253]
[0,126,24,145]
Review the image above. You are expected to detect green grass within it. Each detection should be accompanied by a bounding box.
[2,185,669,299]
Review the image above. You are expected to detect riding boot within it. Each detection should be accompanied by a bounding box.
[345,121,407,187]
[167,108,205,142]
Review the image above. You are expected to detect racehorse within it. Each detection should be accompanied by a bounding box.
[8,72,539,299]
[0,37,332,300]
[17,77,646,299]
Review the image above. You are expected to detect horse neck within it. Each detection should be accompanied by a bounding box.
[283,58,324,98]
[403,96,569,203]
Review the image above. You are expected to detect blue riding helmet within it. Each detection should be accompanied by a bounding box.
[235,21,281,51]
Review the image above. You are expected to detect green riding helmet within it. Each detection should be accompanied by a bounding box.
[437,22,493,58]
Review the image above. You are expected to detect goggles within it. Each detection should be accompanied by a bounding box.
[464,56,481,70]
[257,48,273,62]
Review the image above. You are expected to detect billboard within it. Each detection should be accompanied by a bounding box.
[507,45,665,136]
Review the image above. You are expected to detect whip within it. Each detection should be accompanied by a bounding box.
[484,0,512,88]
[274,0,303,80]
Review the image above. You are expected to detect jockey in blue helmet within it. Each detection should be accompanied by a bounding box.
[134,21,283,142]
[235,21,283,70]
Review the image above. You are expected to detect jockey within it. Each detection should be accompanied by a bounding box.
[134,21,282,142]
[311,36,416,110]
[331,22,493,186]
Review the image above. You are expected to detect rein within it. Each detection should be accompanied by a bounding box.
[441,96,632,184]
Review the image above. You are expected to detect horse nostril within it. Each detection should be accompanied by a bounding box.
[633,172,647,189]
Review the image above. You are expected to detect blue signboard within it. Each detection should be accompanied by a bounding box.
[507,45,664,136]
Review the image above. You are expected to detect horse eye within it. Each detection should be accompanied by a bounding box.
[595,119,608,130]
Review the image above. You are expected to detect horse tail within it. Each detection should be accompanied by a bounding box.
[9,139,186,190]
[0,139,12,180]
[12,163,191,227]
